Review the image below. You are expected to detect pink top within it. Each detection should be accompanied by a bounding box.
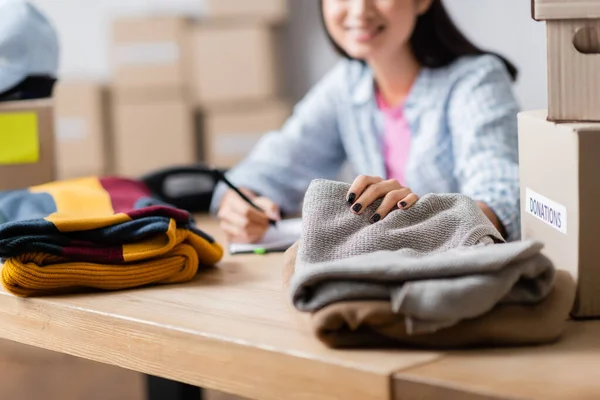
[375,90,412,186]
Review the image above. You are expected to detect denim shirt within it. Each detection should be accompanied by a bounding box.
[211,54,522,241]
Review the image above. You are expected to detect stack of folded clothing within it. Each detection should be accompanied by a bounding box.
[285,180,576,348]
[0,176,223,297]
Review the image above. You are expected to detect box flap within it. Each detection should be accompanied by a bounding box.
[533,0,600,20]
[0,98,53,112]
[110,84,186,105]
[206,0,288,25]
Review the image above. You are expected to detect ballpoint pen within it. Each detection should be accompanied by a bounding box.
[213,169,278,227]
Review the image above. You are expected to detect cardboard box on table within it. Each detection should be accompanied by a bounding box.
[110,87,197,178]
[0,99,55,191]
[53,81,110,180]
[533,0,600,121]
[518,110,600,318]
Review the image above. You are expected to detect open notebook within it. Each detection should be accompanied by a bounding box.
[228,218,303,255]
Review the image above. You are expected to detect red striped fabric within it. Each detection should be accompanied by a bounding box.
[99,177,152,214]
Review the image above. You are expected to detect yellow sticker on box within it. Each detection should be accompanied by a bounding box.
[0,112,39,164]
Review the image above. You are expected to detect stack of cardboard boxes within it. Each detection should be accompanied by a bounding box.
[521,0,600,318]
[109,0,291,177]
[51,0,291,179]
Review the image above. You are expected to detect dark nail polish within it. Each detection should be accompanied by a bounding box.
[347,193,356,204]
[370,213,381,223]
[352,203,362,213]
[400,201,407,208]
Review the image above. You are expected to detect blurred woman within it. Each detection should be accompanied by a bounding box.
[213,0,520,244]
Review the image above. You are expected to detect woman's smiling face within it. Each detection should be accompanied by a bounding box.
[321,0,432,61]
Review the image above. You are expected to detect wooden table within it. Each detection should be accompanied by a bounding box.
[393,320,600,400]
[0,216,598,400]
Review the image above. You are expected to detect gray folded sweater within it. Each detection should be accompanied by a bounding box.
[289,179,556,335]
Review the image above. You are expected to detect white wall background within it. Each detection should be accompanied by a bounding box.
[446,0,548,110]
[29,0,150,80]
[30,0,548,110]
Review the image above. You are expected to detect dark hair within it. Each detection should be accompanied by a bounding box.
[319,0,518,81]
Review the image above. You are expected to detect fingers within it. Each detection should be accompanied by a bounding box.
[217,190,278,244]
[349,178,402,215]
[219,201,269,228]
[346,175,384,205]
[220,191,275,224]
[398,192,419,210]
[226,191,271,222]
[345,175,419,223]
[370,188,413,222]
[224,209,269,231]
[220,220,266,244]
[253,197,281,221]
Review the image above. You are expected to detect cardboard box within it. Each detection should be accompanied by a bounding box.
[111,17,281,106]
[518,110,600,318]
[111,91,197,178]
[146,0,288,24]
[533,0,600,20]
[533,0,600,121]
[54,82,110,179]
[111,17,191,93]
[204,0,288,24]
[200,100,291,168]
[0,99,55,191]
[190,22,280,105]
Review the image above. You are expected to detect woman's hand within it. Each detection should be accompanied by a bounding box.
[346,175,418,222]
[476,201,507,238]
[217,189,280,243]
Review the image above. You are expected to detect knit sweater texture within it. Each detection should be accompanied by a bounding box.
[290,179,556,334]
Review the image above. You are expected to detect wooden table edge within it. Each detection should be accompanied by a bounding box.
[0,292,416,400]
[391,365,520,400]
